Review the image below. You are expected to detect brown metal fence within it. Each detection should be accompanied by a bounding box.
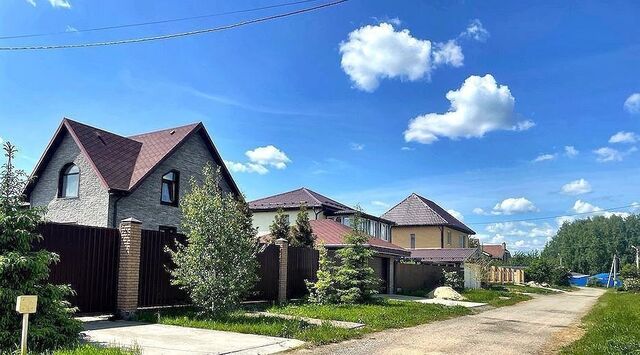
[138,230,189,307]
[36,223,120,313]
[395,263,461,293]
[249,244,280,300]
[287,246,319,299]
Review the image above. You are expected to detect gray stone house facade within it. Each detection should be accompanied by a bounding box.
[25,118,240,231]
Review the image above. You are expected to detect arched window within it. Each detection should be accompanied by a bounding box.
[161,170,180,206]
[58,163,79,198]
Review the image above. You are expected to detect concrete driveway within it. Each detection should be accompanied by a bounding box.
[82,320,304,354]
[293,287,605,355]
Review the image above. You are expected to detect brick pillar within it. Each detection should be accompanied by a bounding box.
[117,218,142,318]
[275,238,289,303]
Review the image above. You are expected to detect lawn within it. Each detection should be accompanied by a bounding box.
[136,299,471,345]
[461,288,532,307]
[53,344,139,355]
[561,291,640,354]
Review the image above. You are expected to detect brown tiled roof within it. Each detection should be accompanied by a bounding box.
[382,193,475,235]
[482,244,508,259]
[25,118,240,196]
[409,248,479,263]
[249,187,354,212]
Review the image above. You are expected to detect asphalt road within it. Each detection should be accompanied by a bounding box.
[293,287,605,355]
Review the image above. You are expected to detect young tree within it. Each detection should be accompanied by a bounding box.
[290,205,315,247]
[168,164,258,315]
[269,208,291,242]
[306,245,338,304]
[0,142,81,351]
[333,209,380,303]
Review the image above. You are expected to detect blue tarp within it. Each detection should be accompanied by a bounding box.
[569,274,589,286]
[570,272,623,287]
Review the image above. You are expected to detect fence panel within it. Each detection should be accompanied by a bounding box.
[395,263,461,292]
[287,246,319,299]
[249,244,280,300]
[36,223,120,313]
[138,230,189,307]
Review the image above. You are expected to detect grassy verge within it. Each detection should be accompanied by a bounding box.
[53,344,139,355]
[461,288,532,307]
[561,291,640,354]
[268,299,471,332]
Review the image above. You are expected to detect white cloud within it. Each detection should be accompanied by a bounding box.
[514,240,526,247]
[561,178,592,195]
[472,207,486,215]
[404,74,531,144]
[371,200,389,208]
[26,0,36,6]
[48,0,71,8]
[533,153,556,163]
[460,19,489,42]
[529,223,555,238]
[573,199,630,219]
[631,202,640,212]
[246,145,291,169]
[609,131,638,144]
[400,146,414,151]
[350,143,365,151]
[624,93,640,114]
[492,197,537,215]
[387,17,402,26]
[224,160,268,175]
[564,146,579,157]
[339,23,463,92]
[447,209,464,221]
[556,215,575,227]
[486,222,526,236]
[65,25,78,32]
[594,147,623,162]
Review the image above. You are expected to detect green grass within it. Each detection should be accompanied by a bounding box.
[461,288,532,307]
[561,291,640,354]
[136,307,355,345]
[53,344,139,355]
[268,299,471,332]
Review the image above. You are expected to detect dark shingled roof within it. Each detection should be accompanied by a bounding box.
[249,187,353,211]
[382,193,475,235]
[25,118,240,196]
[410,248,480,263]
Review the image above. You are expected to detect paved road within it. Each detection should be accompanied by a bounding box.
[293,287,605,355]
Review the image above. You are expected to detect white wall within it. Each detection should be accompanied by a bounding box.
[253,209,324,236]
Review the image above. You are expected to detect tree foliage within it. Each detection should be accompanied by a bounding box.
[542,215,640,275]
[168,165,258,316]
[290,205,315,247]
[269,208,291,242]
[0,142,81,351]
[306,245,338,304]
[525,258,570,286]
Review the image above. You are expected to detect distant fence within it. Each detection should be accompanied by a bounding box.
[36,223,120,313]
[488,266,525,284]
[395,263,461,292]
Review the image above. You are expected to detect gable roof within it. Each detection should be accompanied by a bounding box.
[382,193,475,235]
[409,248,480,263]
[482,244,509,259]
[25,118,240,196]
[248,187,353,212]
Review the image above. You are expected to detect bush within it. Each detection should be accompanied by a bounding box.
[168,165,258,315]
[620,264,640,292]
[443,270,464,291]
[525,258,570,286]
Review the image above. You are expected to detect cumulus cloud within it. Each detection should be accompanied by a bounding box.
[460,19,489,41]
[564,146,579,157]
[609,131,638,144]
[561,178,592,195]
[447,209,464,221]
[404,74,532,144]
[246,145,291,169]
[594,147,624,162]
[350,143,365,151]
[533,153,556,163]
[25,0,36,6]
[48,0,71,8]
[492,197,537,215]
[624,93,640,114]
[472,207,486,215]
[573,200,630,218]
[339,23,464,92]
[224,161,268,175]
[486,222,527,236]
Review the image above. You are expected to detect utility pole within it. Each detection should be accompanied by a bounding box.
[633,246,639,270]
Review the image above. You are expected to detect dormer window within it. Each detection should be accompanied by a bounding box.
[161,170,180,206]
[58,163,79,198]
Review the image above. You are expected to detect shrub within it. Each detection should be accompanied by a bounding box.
[620,264,640,292]
[168,165,258,315]
[0,142,81,351]
[306,246,338,304]
[525,258,570,286]
[443,270,464,291]
[290,205,315,247]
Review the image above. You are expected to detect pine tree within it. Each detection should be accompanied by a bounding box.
[290,205,315,247]
[269,208,291,242]
[168,164,259,315]
[0,142,81,351]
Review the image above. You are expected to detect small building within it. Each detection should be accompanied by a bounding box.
[249,187,394,241]
[25,118,240,232]
[382,193,476,250]
[409,248,481,266]
[482,242,511,261]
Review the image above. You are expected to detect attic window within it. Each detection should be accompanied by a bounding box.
[161,170,180,206]
[58,163,79,198]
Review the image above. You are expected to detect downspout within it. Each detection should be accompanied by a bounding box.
[314,207,322,220]
[440,226,444,248]
[110,192,125,228]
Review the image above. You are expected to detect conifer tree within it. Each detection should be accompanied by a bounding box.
[290,205,315,247]
[269,208,291,242]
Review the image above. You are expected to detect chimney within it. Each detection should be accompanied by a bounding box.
[502,242,507,250]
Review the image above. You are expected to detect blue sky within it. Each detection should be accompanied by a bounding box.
[1,0,639,250]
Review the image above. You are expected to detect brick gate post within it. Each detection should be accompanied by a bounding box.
[117,217,142,318]
[275,238,289,303]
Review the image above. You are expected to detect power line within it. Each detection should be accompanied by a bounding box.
[467,203,638,225]
[0,0,321,40]
[0,0,348,51]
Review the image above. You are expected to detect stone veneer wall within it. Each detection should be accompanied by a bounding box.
[112,133,233,231]
[30,131,111,227]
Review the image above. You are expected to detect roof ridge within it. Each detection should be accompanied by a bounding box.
[128,122,201,138]
[250,187,314,205]
[300,187,325,205]
[412,193,448,225]
[63,117,139,144]
[304,188,353,210]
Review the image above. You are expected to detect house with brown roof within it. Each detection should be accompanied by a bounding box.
[482,242,511,261]
[25,118,240,232]
[382,193,476,251]
[249,187,394,241]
